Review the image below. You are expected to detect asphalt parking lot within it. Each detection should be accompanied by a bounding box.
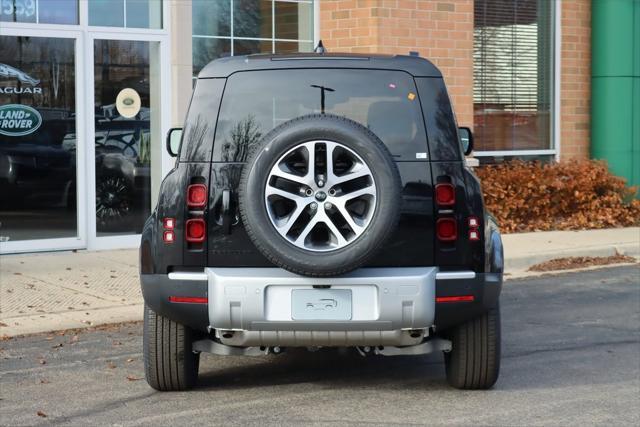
[1,265,638,426]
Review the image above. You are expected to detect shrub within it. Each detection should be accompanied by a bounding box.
[475,160,640,233]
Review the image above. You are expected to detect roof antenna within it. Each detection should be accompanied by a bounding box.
[314,40,326,54]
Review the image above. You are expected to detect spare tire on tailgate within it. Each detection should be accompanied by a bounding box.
[239,114,401,277]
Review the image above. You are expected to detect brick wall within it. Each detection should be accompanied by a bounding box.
[560,0,591,160]
[319,0,475,127]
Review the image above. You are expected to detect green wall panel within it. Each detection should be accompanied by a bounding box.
[592,0,635,77]
[591,0,640,188]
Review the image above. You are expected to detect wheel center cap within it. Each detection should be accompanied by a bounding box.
[315,191,327,201]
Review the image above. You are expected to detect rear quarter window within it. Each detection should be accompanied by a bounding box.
[212,69,429,162]
[179,78,225,162]
[415,78,462,161]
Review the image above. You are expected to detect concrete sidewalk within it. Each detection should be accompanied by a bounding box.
[1,227,638,337]
[503,227,639,271]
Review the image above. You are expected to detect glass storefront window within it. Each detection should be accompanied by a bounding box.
[193,38,231,76]
[192,0,231,37]
[473,0,554,153]
[0,35,78,242]
[192,0,314,76]
[275,0,312,40]
[89,0,162,29]
[93,39,157,236]
[0,0,78,24]
[234,0,272,38]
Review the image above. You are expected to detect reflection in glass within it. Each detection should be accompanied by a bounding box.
[234,39,272,56]
[191,0,314,76]
[192,0,231,36]
[126,0,162,29]
[89,0,124,27]
[275,41,313,54]
[0,36,77,242]
[38,0,78,24]
[192,38,231,76]
[93,40,153,236]
[213,70,428,162]
[89,0,161,28]
[233,0,272,38]
[275,0,313,40]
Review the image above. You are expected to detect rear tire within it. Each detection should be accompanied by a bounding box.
[143,305,200,391]
[444,305,501,389]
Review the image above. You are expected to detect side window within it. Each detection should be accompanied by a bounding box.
[179,78,225,162]
[415,78,461,161]
[213,69,429,162]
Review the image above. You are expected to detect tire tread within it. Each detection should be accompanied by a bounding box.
[143,305,199,391]
[445,305,501,390]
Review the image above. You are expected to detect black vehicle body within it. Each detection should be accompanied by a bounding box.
[140,53,503,335]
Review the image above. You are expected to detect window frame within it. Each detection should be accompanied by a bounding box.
[192,0,316,76]
[472,0,560,161]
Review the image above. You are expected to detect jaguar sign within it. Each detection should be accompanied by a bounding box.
[0,63,42,94]
[0,104,42,136]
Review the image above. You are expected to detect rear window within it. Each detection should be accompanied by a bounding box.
[212,69,428,162]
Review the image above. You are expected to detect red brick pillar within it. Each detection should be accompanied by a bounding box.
[560,0,591,160]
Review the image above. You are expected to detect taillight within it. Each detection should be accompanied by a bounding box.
[436,218,457,241]
[163,217,175,229]
[163,230,175,243]
[187,184,207,208]
[468,216,480,241]
[162,217,175,244]
[169,296,208,304]
[185,218,206,243]
[435,183,455,206]
[436,295,475,303]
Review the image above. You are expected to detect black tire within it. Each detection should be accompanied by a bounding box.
[239,114,401,277]
[143,305,200,391]
[444,305,501,389]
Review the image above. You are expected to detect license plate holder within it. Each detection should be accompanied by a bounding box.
[291,289,352,320]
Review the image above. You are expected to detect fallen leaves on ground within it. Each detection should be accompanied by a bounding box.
[36,411,47,418]
[476,160,640,233]
[528,254,637,272]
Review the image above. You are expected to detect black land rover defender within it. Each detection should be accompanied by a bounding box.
[140,53,503,391]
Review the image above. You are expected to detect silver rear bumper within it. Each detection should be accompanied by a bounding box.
[205,267,437,347]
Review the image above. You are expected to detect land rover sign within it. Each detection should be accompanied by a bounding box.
[0,104,42,137]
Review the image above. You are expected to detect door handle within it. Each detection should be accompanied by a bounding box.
[221,189,232,235]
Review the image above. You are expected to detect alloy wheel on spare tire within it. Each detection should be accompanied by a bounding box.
[239,114,401,277]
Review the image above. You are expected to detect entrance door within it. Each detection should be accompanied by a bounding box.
[88,36,163,249]
[0,30,86,253]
